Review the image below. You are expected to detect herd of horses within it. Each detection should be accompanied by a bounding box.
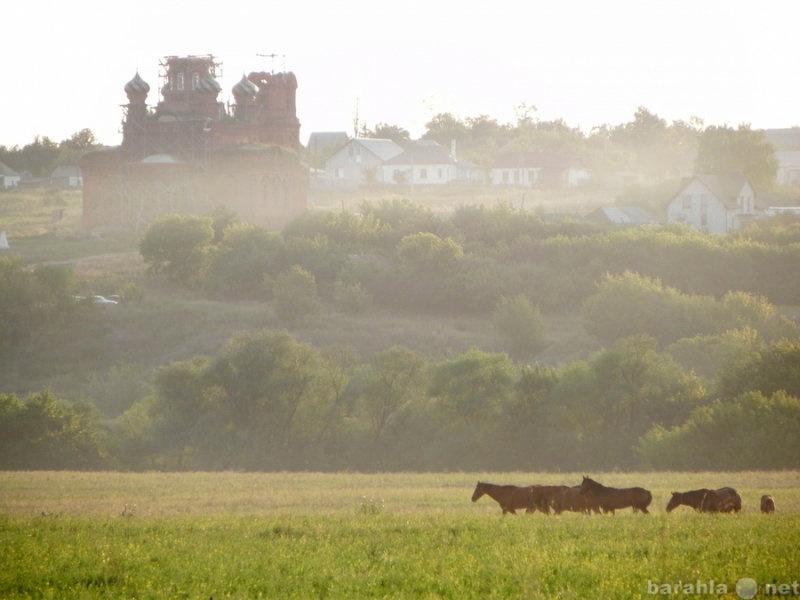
[471,477,777,515]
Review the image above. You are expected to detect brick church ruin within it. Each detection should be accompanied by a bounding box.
[81,55,307,230]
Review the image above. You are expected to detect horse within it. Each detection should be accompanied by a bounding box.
[471,481,535,515]
[579,476,652,514]
[553,485,601,514]
[666,489,713,512]
[529,484,570,514]
[760,494,775,514]
[700,487,742,513]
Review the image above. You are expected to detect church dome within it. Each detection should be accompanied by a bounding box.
[232,74,257,99]
[197,74,222,94]
[124,72,150,96]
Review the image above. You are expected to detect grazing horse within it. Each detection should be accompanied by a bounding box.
[760,495,775,514]
[471,481,534,515]
[579,476,652,514]
[530,485,570,514]
[700,487,742,513]
[553,485,601,514]
[666,489,713,512]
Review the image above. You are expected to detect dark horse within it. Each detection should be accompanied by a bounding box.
[579,476,652,514]
[471,481,534,515]
[700,487,741,513]
[666,488,740,513]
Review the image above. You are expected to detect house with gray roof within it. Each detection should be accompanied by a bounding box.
[320,138,404,189]
[381,141,456,186]
[666,174,757,234]
[490,151,589,189]
[0,162,21,189]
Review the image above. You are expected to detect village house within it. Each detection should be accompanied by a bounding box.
[666,174,757,234]
[0,162,21,189]
[381,141,456,186]
[320,138,404,189]
[490,151,590,189]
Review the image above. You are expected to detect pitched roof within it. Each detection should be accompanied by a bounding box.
[587,206,658,225]
[0,161,19,177]
[351,138,404,161]
[679,174,754,209]
[50,165,82,178]
[493,151,582,169]
[306,131,349,153]
[383,141,455,166]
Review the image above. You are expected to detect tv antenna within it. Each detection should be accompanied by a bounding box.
[256,53,285,73]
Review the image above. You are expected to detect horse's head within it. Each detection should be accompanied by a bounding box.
[471,481,485,502]
[665,492,682,513]
[579,475,594,494]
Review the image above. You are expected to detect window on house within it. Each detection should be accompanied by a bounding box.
[438,168,443,179]
[192,73,200,90]
[176,73,185,91]
[420,168,427,180]
[681,194,692,209]
[502,171,509,184]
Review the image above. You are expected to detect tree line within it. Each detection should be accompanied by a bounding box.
[1,331,798,471]
[1,202,798,471]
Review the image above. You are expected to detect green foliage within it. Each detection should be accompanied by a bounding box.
[492,294,547,361]
[273,265,322,324]
[695,124,779,192]
[138,214,214,284]
[717,339,800,400]
[638,391,800,470]
[0,257,76,354]
[0,391,104,469]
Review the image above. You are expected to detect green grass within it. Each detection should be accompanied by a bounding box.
[1,471,798,599]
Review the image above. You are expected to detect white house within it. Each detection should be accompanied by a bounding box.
[50,165,83,188]
[381,141,457,186]
[490,151,589,188]
[321,138,404,189]
[666,174,757,234]
[0,161,21,189]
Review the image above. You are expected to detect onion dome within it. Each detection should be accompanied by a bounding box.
[124,72,150,97]
[232,74,257,100]
[197,74,222,94]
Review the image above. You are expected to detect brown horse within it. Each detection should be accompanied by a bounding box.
[579,476,652,514]
[666,489,713,512]
[760,495,775,514]
[530,485,570,514]
[700,487,742,513]
[553,485,601,514]
[471,481,535,515]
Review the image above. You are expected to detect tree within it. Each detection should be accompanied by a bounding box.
[359,347,426,443]
[273,264,322,324]
[364,123,411,146]
[492,293,548,361]
[695,124,778,191]
[212,331,320,464]
[429,350,515,426]
[139,215,215,284]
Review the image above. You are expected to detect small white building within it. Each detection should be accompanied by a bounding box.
[667,174,757,234]
[50,165,83,188]
[490,151,589,189]
[0,161,21,189]
[321,138,404,189]
[381,141,457,186]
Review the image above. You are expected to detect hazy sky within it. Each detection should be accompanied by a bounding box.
[3,0,797,148]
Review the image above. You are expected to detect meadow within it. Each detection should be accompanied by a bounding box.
[1,471,798,599]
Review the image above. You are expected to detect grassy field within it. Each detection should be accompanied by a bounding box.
[1,471,798,599]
